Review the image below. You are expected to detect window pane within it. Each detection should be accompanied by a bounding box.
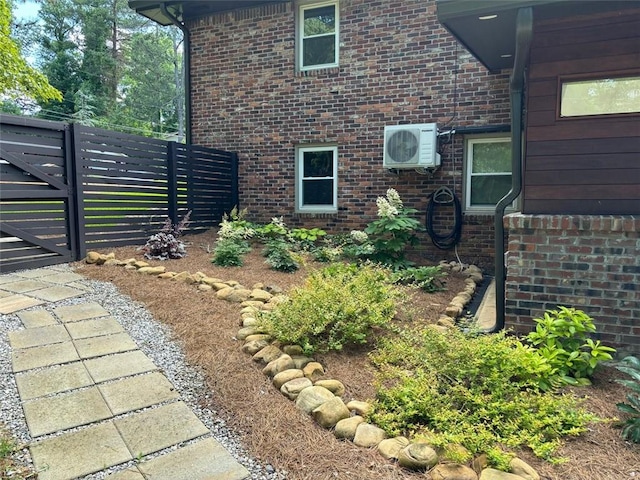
[303,36,335,67]
[472,141,511,173]
[303,150,333,177]
[302,179,333,206]
[470,175,512,205]
[304,5,335,36]
[561,76,640,117]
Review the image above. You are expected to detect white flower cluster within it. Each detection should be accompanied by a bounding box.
[386,188,403,209]
[218,219,254,240]
[376,197,399,219]
[271,216,286,228]
[350,230,369,243]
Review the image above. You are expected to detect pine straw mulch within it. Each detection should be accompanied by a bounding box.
[73,230,640,480]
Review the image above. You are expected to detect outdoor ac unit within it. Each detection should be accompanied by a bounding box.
[383,123,441,169]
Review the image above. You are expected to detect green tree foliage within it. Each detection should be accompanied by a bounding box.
[0,0,62,103]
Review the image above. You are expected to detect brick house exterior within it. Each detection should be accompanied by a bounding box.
[187,0,511,270]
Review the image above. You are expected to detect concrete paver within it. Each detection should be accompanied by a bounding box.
[0,290,12,298]
[17,310,58,328]
[12,341,79,372]
[1,279,51,293]
[475,278,497,331]
[23,387,112,437]
[12,269,60,279]
[15,362,93,400]
[74,333,138,359]
[28,285,84,302]
[0,274,22,284]
[99,372,180,415]
[0,294,45,314]
[138,438,250,480]
[8,324,70,349]
[83,350,157,383]
[38,272,84,284]
[30,421,132,480]
[65,317,125,340]
[114,401,209,457]
[54,302,110,323]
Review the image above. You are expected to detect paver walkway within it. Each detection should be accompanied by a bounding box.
[0,266,250,480]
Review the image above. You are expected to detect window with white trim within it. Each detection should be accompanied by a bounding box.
[297,1,339,71]
[296,145,338,213]
[464,136,513,213]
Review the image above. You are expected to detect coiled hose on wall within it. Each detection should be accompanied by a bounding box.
[425,186,462,250]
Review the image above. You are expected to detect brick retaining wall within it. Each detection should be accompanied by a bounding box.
[504,213,639,354]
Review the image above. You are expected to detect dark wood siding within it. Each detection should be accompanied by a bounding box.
[523,9,640,215]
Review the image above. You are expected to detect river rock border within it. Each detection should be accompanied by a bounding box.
[83,252,540,480]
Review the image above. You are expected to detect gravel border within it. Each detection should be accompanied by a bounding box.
[0,263,286,480]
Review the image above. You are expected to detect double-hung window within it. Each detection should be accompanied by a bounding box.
[296,145,338,213]
[298,1,339,71]
[464,136,513,213]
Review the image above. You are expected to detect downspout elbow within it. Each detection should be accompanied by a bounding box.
[490,7,533,333]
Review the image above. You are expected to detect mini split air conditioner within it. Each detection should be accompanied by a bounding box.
[383,123,441,169]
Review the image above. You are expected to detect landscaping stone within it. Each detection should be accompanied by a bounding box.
[197,284,213,292]
[237,326,261,340]
[280,377,312,400]
[249,289,273,302]
[282,345,303,356]
[226,288,252,303]
[212,282,230,291]
[347,400,373,416]
[509,458,540,480]
[353,423,386,447]
[133,260,149,269]
[137,266,166,275]
[85,251,102,264]
[295,385,334,414]
[334,416,365,440]
[472,454,489,474]
[242,317,259,327]
[303,361,325,381]
[252,345,283,364]
[314,379,345,396]
[157,272,175,279]
[397,442,439,470]
[431,463,478,480]
[479,469,525,480]
[244,334,272,344]
[242,339,270,355]
[312,397,350,428]
[291,355,313,369]
[377,436,409,460]
[201,277,224,286]
[273,369,304,389]
[262,354,294,377]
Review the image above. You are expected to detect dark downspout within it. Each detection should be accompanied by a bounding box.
[490,7,533,333]
[160,3,192,145]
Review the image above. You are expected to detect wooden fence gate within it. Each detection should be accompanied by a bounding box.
[1,114,238,274]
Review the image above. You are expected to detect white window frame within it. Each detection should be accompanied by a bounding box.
[464,135,515,214]
[296,145,338,213]
[297,0,340,72]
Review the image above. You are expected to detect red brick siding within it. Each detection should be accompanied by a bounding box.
[188,0,511,268]
[504,213,639,354]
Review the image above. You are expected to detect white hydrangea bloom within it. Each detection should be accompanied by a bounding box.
[386,188,403,210]
[271,216,286,228]
[350,230,369,243]
[376,196,398,218]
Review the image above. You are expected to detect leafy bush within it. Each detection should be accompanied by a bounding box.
[255,217,288,241]
[369,327,596,467]
[211,238,250,266]
[218,207,256,241]
[259,263,403,354]
[139,211,191,260]
[616,356,640,443]
[360,188,422,268]
[290,227,326,245]
[390,266,446,293]
[262,240,300,272]
[526,307,616,386]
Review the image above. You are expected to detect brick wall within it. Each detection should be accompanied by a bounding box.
[505,213,639,354]
[188,0,511,269]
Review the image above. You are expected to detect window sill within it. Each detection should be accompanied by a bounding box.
[294,211,338,218]
[295,66,340,77]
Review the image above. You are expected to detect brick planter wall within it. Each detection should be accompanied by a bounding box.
[504,213,639,354]
[187,0,510,269]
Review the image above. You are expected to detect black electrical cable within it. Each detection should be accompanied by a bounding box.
[425,186,462,250]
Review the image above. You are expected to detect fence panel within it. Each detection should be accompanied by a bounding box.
[0,116,76,273]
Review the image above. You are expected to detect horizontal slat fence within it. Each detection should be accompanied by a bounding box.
[1,115,238,272]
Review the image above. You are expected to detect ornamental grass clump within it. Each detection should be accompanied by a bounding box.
[369,327,597,468]
[258,263,403,354]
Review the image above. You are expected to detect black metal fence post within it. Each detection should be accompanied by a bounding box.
[69,123,87,260]
[167,141,178,225]
[230,152,239,211]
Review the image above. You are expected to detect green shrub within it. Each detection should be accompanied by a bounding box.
[211,238,250,266]
[255,217,288,241]
[369,327,596,467]
[262,240,299,273]
[390,266,446,293]
[218,207,256,241]
[290,227,326,243]
[259,263,403,354]
[616,356,640,443]
[526,307,615,386]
